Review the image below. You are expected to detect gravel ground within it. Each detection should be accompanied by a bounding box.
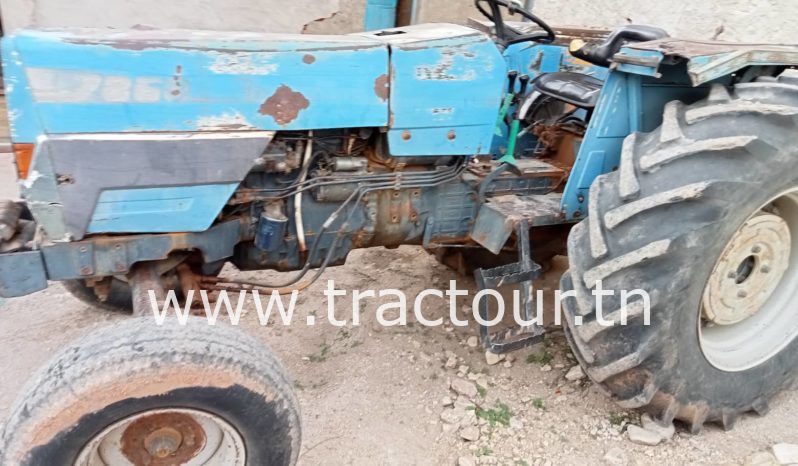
[0,249,797,465]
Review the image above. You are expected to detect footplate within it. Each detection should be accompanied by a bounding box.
[474,219,546,353]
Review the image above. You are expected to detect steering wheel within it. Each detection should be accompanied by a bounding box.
[475,0,556,45]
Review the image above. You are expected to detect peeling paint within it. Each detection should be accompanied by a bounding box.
[132,77,162,103]
[258,85,310,125]
[100,75,133,103]
[414,47,480,81]
[208,51,279,75]
[19,170,42,190]
[195,112,257,131]
[26,68,102,103]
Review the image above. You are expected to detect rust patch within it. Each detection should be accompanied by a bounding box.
[121,412,206,465]
[374,74,389,101]
[302,54,316,64]
[258,85,310,125]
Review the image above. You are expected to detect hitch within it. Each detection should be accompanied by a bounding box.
[473,219,545,353]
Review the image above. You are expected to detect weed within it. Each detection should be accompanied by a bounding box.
[307,343,330,362]
[475,401,512,426]
[532,398,545,410]
[608,411,633,426]
[525,350,553,365]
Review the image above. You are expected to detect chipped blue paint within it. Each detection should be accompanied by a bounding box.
[3,29,390,142]
[613,47,664,77]
[561,64,722,219]
[1,37,38,142]
[87,184,240,233]
[364,25,506,156]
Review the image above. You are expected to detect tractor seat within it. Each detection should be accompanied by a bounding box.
[532,72,603,108]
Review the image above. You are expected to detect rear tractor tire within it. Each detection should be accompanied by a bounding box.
[0,317,301,465]
[562,78,798,432]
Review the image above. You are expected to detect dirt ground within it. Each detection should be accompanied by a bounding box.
[0,100,797,465]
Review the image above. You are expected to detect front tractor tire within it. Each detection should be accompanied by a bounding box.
[0,317,301,465]
[562,78,798,432]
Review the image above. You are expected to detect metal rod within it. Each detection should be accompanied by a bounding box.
[294,131,313,252]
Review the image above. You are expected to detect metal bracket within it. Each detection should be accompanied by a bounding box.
[474,219,545,353]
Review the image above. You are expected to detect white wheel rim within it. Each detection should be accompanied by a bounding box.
[75,408,246,466]
[700,189,798,372]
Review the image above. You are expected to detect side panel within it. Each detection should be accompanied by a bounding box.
[23,132,273,240]
[560,65,719,219]
[87,184,240,234]
[366,24,507,156]
[3,29,390,142]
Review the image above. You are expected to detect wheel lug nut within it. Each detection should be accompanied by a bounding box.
[752,245,761,254]
[737,290,748,298]
[761,265,771,273]
[727,271,737,279]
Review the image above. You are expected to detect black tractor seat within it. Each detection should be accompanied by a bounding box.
[532,71,603,108]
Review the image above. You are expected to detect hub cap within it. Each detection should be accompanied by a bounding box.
[75,409,245,465]
[700,190,798,372]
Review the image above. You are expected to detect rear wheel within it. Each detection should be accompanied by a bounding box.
[562,78,798,432]
[63,277,133,313]
[0,317,301,465]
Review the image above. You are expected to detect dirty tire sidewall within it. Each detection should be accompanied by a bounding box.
[0,317,301,466]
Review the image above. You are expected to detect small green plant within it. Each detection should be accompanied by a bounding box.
[477,446,493,457]
[532,397,545,410]
[525,350,553,365]
[475,401,512,426]
[477,385,487,398]
[608,411,633,426]
[515,461,530,466]
[307,343,330,362]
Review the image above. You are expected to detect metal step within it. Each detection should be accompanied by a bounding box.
[474,218,545,354]
[470,192,564,255]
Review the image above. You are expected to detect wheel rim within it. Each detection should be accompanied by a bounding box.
[700,189,798,372]
[75,408,246,466]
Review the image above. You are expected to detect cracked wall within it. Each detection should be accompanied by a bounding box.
[0,0,359,33]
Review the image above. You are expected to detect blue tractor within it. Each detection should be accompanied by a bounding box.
[2,1,798,462]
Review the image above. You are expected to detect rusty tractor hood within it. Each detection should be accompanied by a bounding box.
[2,23,506,158]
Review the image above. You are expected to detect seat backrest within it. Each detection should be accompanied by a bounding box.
[569,25,669,68]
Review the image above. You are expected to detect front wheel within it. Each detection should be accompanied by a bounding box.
[562,78,798,432]
[0,317,301,465]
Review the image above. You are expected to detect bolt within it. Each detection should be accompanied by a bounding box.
[727,271,737,279]
[761,265,771,273]
[737,290,748,298]
[447,130,456,140]
[752,245,761,254]
[401,130,411,141]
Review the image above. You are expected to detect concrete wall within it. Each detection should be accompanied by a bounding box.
[417,0,798,43]
[2,0,796,43]
[0,0,364,34]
